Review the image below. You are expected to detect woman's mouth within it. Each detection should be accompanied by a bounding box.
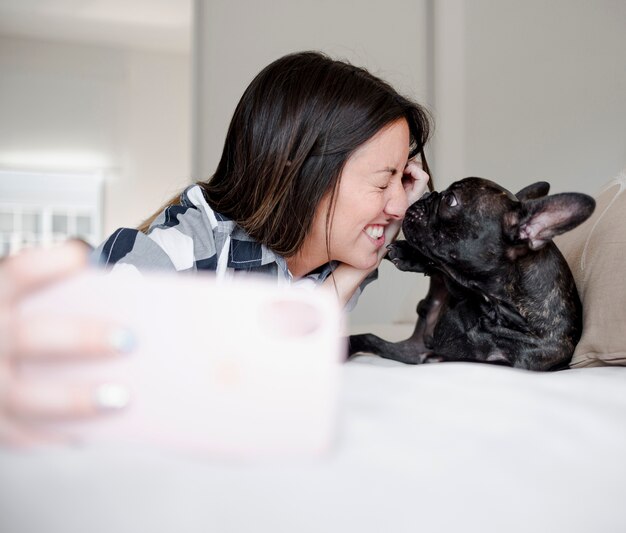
[364,224,385,247]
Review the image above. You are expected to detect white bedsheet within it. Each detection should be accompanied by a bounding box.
[2,356,626,533]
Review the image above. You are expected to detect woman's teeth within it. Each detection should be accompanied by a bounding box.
[365,225,384,239]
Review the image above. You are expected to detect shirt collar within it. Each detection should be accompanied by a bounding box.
[183,184,333,280]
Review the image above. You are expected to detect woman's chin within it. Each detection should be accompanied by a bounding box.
[342,254,379,272]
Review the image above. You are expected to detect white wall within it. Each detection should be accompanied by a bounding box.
[116,47,191,232]
[0,35,191,236]
[462,0,626,195]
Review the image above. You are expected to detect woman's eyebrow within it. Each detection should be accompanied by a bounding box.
[374,166,397,175]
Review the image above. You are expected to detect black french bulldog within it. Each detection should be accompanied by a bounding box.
[348,177,595,371]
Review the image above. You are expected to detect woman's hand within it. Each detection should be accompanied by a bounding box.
[0,242,132,447]
[402,157,431,206]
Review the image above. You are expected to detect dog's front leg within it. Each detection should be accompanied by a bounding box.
[408,272,448,347]
[347,334,433,364]
[347,273,449,365]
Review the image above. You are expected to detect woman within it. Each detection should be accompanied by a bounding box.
[96,51,432,307]
[1,51,432,445]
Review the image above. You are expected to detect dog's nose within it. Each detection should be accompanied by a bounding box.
[419,191,431,202]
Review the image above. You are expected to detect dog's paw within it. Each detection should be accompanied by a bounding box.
[386,241,421,272]
[386,242,401,262]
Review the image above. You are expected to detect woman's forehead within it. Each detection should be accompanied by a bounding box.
[348,119,410,164]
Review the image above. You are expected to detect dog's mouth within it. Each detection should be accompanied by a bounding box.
[401,191,444,258]
[403,192,439,231]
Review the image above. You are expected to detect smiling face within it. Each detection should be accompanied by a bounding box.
[288,119,413,276]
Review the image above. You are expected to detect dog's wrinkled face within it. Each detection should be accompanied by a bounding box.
[402,177,519,276]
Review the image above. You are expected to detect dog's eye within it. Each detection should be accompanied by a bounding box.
[444,193,458,207]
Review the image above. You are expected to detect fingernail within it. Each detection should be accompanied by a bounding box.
[93,383,131,411]
[108,327,136,354]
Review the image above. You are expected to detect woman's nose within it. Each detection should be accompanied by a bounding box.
[384,179,409,219]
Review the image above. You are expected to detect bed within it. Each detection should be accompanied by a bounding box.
[1,172,625,533]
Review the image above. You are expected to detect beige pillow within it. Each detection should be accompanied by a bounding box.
[555,169,626,368]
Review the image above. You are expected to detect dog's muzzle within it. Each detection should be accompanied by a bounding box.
[404,192,436,224]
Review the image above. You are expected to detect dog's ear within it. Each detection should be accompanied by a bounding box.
[515,181,550,201]
[512,193,595,250]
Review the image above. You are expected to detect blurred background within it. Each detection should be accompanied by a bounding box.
[0,0,624,325]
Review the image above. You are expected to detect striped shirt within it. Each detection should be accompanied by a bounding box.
[94,184,375,308]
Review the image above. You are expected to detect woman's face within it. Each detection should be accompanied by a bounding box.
[295,118,419,274]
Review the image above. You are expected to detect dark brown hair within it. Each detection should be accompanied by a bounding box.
[141,51,432,256]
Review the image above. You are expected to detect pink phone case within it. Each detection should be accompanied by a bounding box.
[18,270,344,459]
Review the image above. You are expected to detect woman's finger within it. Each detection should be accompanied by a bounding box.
[403,161,430,204]
[5,380,130,421]
[0,241,89,304]
[11,316,136,361]
[403,160,429,183]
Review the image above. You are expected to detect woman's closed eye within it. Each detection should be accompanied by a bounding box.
[373,176,391,191]
[372,166,399,191]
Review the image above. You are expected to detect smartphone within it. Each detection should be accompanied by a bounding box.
[18,269,344,459]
